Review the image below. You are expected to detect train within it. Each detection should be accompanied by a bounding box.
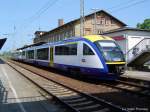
[11,35,126,80]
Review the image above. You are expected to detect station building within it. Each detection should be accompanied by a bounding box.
[33,10,126,43]
[103,27,150,54]
[103,27,150,67]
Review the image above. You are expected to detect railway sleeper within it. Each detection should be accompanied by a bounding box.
[64,97,87,104]
[56,93,78,98]
[52,91,75,95]
[47,89,71,93]
[61,95,83,101]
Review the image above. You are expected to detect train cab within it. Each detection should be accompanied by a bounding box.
[84,35,125,76]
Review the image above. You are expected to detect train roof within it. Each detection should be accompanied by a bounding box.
[17,35,114,51]
[83,35,114,42]
[17,42,46,50]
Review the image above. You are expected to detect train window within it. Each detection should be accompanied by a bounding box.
[27,50,34,59]
[37,48,49,60]
[22,51,25,56]
[55,44,77,55]
[83,43,95,55]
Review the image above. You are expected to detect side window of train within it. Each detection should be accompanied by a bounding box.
[37,48,49,60]
[55,44,77,55]
[22,51,25,56]
[27,50,34,59]
[83,43,95,55]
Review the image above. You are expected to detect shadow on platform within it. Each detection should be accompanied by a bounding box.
[0,83,64,112]
[0,96,60,112]
[0,79,65,112]
[0,79,8,107]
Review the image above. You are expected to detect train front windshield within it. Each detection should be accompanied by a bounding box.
[95,41,125,62]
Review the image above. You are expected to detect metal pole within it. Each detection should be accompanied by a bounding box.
[80,0,84,36]
[124,33,128,70]
[92,9,98,34]
[13,25,16,50]
[94,11,97,34]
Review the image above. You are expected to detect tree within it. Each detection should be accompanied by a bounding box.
[137,19,150,30]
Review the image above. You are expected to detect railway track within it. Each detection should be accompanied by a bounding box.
[100,79,150,98]
[119,76,150,88]
[5,60,127,112]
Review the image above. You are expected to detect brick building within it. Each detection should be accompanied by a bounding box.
[33,10,126,43]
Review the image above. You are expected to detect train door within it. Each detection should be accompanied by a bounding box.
[80,42,94,67]
[49,47,54,67]
[80,42,103,69]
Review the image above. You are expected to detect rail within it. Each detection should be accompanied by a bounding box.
[6,60,128,112]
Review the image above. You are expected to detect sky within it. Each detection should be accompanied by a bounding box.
[0,0,150,53]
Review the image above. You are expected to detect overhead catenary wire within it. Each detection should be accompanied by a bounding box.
[14,0,149,49]
[27,0,58,22]
[20,0,148,33]
[108,0,149,13]
[31,0,59,23]
[20,0,60,30]
[15,0,60,48]
[106,0,139,11]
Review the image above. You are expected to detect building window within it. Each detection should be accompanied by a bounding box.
[49,37,51,42]
[83,43,95,55]
[54,35,57,42]
[56,36,59,41]
[85,28,91,35]
[55,44,77,55]
[100,17,105,25]
[111,19,115,25]
[96,16,105,25]
[52,37,55,42]
[64,32,68,38]
[105,18,110,25]
[69,30,73,37]
[60,33,63,40]
[58,34,61,41]
[98,29,104,34]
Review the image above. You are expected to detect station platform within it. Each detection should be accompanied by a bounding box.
[122,70,150,81]
[0,59,64,112]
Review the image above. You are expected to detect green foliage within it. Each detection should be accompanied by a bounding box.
[137,19,150,30]
[0,51,12,58]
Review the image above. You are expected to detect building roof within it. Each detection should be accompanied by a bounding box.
[17,42,46,50]
[102,27,150,34]
[42,10,127,37]
[34,31,48,35]
[0,38,7,50]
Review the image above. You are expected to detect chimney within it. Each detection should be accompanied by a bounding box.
[58,19,64,27]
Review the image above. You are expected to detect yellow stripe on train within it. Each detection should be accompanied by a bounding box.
[106,62,126,65]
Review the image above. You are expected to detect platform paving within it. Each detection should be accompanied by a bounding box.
[123,70,150,81]
[0,59,66,112]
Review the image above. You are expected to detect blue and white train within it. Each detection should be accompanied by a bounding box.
[12,35,126,80]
